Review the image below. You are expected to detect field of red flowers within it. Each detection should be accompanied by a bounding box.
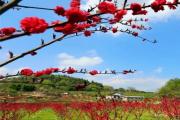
[0,97,179,120]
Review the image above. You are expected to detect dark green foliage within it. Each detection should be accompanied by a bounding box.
[9,84,36,92]
[83,81,103,91]
[22,84,36,92]
[10,84,22,91]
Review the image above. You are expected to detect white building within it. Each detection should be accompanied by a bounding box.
[122,96,144,101]
[106,93,144,101]
[112,93,124,100]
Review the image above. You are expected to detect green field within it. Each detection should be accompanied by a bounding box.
[19,109,172,120]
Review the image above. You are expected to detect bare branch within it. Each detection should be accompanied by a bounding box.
[123,0,128,9]
[0,0,22,15]
[0,69,136,80]
[0,34,67,67]
[16,4,54,11]
[0,26,154,67]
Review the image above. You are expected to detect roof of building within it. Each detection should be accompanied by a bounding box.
[124,96,144,98]
[113,93,124,96]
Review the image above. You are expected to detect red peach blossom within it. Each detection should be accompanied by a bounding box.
[54,6,65,16]
[20,68,33,76]
[98,1,116,14]
[89,70,98,75]
[84,30,91,37]
[0,27,16,36]
[20,17,48,34]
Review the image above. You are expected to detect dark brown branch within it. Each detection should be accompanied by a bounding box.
[16,5,54,10]
[0,69,136,80]
[88,27,156,43]
[0,34,67,67]
[123,0,128,9]
[101,18,151,30]
[0,0,22,15]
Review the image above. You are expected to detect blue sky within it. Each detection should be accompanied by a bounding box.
[0,0,180,91]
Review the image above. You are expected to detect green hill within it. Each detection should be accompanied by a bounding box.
[0,75,104,93]
[0,75,156,99]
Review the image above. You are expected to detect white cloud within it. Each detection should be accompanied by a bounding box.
[0,67,19,75]
[81,0,99,12]
[82,74,169,92]
[58,52,103,68]
[0,67,9,75]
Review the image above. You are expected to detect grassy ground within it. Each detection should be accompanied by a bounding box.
[22,109,58,120]
[20,109,167,120]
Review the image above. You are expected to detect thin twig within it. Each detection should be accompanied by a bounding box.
[16,5,54,10]
[0,0,22,15]
[0,34,67,67]
[0,69,136,80]
[123,0,128,9]
[0,25,156,68]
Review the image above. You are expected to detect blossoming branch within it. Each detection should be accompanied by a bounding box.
[0,67,136,79]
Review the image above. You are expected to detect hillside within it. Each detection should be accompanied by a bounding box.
[0,75,105,93]
[0,75,156,96]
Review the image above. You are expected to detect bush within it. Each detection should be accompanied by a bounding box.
[22,84,36,92]
[10,84,22,91]
[85,83,103,91]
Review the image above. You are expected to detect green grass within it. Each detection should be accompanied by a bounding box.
[22,109,58,120]
[19,109,168,120]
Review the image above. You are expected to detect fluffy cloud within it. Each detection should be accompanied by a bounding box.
[58,52,103,68]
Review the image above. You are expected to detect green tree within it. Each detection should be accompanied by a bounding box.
[103,85,114,91]
[158,78,180,97]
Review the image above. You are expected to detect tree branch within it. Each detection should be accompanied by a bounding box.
[16,4,54,10]
[0,22,68,42]
[1,2,180,42]
[0,0,22,15]
[123,0,128,9]
[0,23,156,68]
[0,69,136,80]
[0,34,66,67]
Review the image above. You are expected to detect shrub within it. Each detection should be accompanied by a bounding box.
[22,84,36,92]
